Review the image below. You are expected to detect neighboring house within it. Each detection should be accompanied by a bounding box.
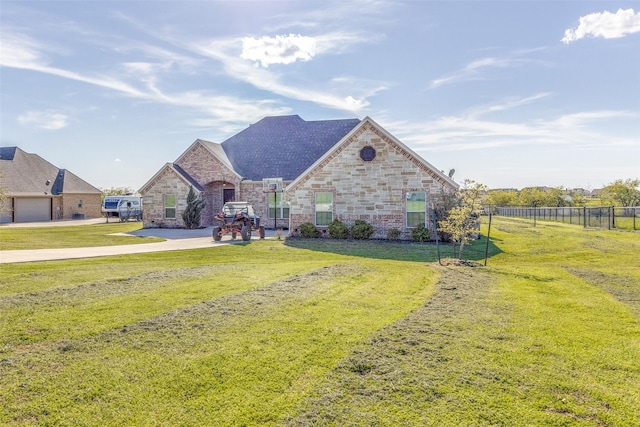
[0,147,102,223]
[139,115,458,239]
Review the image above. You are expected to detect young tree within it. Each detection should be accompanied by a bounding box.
[438,205,477,259]
[438,179,486,259]
[600,178,640,207]
[182,186,206,229]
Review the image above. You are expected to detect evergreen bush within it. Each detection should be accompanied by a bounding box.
[182,186,206,229]
[328,219,349,239]
[300,222,320,238]
[350,219,374,240]
[411,224,430,242]
[387,227,401,240]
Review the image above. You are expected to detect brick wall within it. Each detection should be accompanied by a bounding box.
[176,142,242,226]
[239,181,290,230]
[59,193,101,220]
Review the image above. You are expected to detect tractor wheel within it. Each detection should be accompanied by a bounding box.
[212,226,221,241]
[241,225,251,241]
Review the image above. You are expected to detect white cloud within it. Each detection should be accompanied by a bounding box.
[562,8,640,44]
[430,56,531,89]
[195,38,375,112]
[17,110,68,130]
[389,108,638,153]
[241,34,317,67]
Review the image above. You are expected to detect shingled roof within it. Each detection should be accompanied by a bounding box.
[221,115,361,181]
[0,146,100,196]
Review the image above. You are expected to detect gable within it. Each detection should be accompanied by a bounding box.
[139,163,203,195]
[221,115,360,181]
[288,117,459,192]
[175,139,241,185]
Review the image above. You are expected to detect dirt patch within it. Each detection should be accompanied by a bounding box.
[437,257,483,267]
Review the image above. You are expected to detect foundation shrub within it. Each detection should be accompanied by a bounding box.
[350,220,374,240]
[328,220,349,239]
[300,222,320,238]
[411,224,430,242]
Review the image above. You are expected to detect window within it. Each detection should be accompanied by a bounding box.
[315,192,333,226]
[268,192,290,219]
[406,192,426,227]
[77,199,83,208]
[164,194,176,219]
[360,146,376,161]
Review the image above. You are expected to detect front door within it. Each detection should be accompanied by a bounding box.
[223,188,235,203]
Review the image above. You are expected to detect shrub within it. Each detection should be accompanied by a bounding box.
[387,227,401,240]
[299,222,319,238]
[411,224,430,242]
[328,219,349,239]
[350,219,374,240]
[182,186,206,229]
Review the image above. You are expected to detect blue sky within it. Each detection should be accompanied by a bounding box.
[1,1,639,191]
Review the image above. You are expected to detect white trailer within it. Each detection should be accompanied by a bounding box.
[102,196,143,221]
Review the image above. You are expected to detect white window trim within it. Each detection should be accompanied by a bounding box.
[315,192,333,226]
[164,194,177,220]
[406,191,427,228]
[267,192,290,219]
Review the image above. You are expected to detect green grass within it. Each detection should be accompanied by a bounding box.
[1,218,639,426]
[0,222,163,250]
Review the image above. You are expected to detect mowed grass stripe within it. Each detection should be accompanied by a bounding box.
[1,258,437,426]
[283,267,508,426]
[0,222,163,250]
[0,241,337,297]
[285,266,640,426]
[1,243,347,349]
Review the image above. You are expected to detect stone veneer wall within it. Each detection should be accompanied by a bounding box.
[141,167,193,228]
[288,125,455,240]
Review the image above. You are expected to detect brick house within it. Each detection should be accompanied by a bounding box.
[0,146,102,223]
[139,115,458,239]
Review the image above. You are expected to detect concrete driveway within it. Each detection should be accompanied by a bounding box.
[0,219,280,263]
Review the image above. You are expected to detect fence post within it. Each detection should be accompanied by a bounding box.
[583,206,587,228]
[611,206,615,229]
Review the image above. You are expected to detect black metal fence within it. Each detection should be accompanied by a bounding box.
[492,206,640,231]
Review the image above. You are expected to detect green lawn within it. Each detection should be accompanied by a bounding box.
[0,222,163,250]
[1,218,638,426]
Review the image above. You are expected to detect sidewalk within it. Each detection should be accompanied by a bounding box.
[0,221,280,263]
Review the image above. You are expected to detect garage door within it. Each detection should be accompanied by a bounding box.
[14,198,51,222]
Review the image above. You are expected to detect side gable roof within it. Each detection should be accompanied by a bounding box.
[221,115,361,181]
[0,146,100,195]
[288,117,459,191]
[138,162,204,195]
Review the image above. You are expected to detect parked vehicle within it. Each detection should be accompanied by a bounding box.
[102,196,142,221]
[213,202,264,241]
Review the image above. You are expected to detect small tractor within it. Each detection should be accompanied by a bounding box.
[212,202,265,242]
